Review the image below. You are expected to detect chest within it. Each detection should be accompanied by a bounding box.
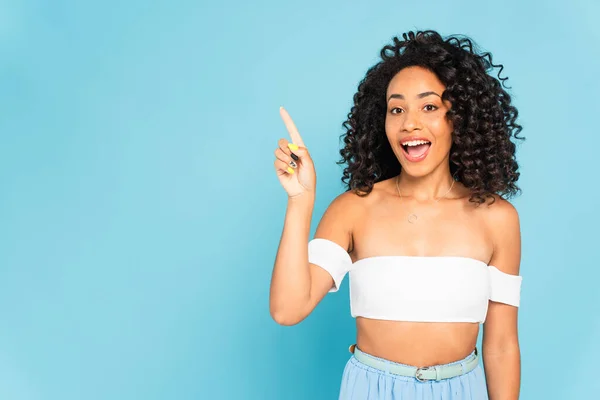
[351,198,493,263]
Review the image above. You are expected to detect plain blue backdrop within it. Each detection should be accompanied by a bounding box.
[1,0,598,399]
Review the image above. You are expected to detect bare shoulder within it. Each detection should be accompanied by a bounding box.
[482,195,520,228]
[313,185,377,253]
[322,188,368,216]
[312,188,366,251]
[481,195,521,274]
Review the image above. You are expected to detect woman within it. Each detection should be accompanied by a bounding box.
[269,30,524,399]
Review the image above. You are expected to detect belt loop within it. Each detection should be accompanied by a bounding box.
[434,365,441,381]
[349,344,356,354]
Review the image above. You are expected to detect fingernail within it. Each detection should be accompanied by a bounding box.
[288,143,298,151]
[289,160,297,168]
[287,167,295,174]
[290,152,299,161]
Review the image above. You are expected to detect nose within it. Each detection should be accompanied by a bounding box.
[401,109,421,132]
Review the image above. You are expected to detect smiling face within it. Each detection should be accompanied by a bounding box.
[385,66,454,178]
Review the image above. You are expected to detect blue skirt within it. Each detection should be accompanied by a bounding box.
[338,348,488,400]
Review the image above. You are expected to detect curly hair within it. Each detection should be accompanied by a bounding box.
[337,30,524,205]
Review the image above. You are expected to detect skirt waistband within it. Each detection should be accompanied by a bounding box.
[348,344,479,382]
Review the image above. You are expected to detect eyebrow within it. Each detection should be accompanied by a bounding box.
[387,91,441,102]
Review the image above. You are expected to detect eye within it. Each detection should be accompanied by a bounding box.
[424,104,438,111]
[390,107,404,114]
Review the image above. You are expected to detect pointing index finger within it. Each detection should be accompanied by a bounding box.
[279,106,306,147]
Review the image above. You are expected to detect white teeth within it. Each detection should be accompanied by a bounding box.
[402,140,430,147]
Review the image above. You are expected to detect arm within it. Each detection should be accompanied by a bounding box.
[482,198,522,400]
[269,191,355,326]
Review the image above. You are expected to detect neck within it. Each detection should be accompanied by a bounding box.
[396,165,455,202]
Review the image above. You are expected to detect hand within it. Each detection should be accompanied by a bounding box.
[274,107,316,199]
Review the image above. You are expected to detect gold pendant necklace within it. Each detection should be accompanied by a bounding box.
[395,175,455,224]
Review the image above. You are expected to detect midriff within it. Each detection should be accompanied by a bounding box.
[355,317,479,366]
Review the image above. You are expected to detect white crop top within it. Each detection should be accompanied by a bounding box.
[308,238,522,323]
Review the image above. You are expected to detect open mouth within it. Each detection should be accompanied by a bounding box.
[401,139,431,161]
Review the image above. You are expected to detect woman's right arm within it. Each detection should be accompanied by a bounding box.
[269,107,354,326]
[269,192,354,326]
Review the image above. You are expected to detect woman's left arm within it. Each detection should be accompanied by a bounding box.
[482,198,522,400]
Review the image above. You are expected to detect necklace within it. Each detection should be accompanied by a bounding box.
[395,175,456,223]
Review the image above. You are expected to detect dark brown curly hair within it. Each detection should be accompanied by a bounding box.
[337,30,524,204]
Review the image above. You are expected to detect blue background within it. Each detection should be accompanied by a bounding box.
[1,0,598,399]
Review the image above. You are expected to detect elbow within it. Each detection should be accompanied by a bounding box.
[269,305,306,326]
[271,312,301,326]
[483,338,520,358]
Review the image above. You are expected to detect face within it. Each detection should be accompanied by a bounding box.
[385,66,453,178]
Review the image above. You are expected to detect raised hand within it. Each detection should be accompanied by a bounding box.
[274,107,316,199]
